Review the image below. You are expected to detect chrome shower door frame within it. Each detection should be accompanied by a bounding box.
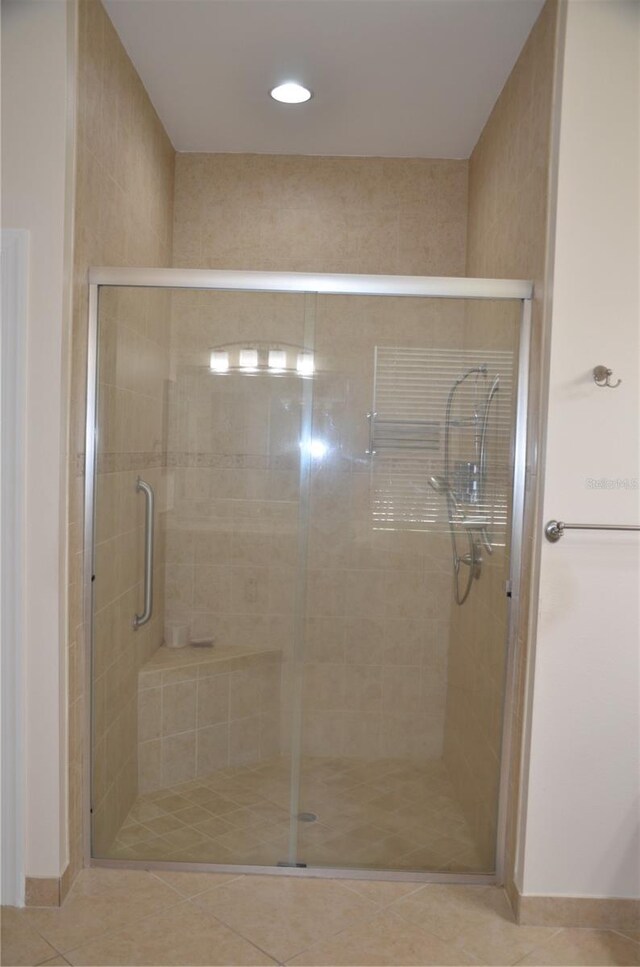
[83,267,533,884]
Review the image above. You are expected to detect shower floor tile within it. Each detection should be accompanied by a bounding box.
[106,757,485,873]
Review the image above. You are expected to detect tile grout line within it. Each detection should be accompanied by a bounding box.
[381,888,569,965]
[279,902,481,967]
[337,876,427,905]
[15,911,71,964]
[509,926,568,966]
[183,893,284,966]
[609,927,640,946]
[40,952,74,967]
[148,868,246,899]
[29,886,194,960]
[281,903,393,965]
[185,876,383,965]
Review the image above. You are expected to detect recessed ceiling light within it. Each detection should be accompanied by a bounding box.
[270,82,312,104]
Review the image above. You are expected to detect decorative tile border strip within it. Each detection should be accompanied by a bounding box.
[166,452,300,471]
[97,451,166,474]
[78,449,357,475]
[75,451,168,476]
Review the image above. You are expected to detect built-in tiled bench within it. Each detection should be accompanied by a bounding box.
[137,644,282,793]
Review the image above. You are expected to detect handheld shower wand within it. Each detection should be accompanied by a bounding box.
[427,474,480,594]
[427,474,460,515]
[431,365,491,605]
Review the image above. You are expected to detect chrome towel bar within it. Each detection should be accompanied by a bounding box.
[133,477,154,627]
[545,519,640,543]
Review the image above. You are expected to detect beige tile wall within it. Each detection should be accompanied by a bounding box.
[136,650,282,794]
[170,156,469,761]
[163,288,308,658]
[445,0,560,876]
[163,292,460,761]
[301,295,462,761]
[69,0,175,873]
[173,154,467,275]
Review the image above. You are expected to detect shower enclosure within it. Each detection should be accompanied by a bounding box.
[85,268,531,882]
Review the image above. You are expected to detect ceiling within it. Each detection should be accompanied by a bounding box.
[104,0,544,159]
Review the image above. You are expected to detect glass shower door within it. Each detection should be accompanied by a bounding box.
[90,284,171,858]
[292,294,521,874]
[89,278,525,877]
[90,285,315,867]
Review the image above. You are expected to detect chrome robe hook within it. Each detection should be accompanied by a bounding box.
[593,365,621,388]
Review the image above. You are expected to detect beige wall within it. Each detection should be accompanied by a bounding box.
[447,0,559,880]
[170,154,468,761]
[68,0,174,873]
[302,295,462,761]
[173,154,467,275]
[523,0,639,900]
[1,0,72,888]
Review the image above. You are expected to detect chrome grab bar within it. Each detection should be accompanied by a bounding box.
[133,477,154,628]
[545,519,640,543]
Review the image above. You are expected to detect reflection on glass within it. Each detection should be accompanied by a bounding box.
[296,352,315,377]
[209,350,229,373]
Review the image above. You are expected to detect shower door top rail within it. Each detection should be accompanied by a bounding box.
[88,266,533,301]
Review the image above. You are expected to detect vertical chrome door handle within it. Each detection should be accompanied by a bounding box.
[133,477,154,628]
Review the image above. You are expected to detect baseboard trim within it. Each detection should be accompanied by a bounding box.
[512,889,640,931]
[25,866,71,907]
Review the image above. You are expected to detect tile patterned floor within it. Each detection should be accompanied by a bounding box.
[3,868,639,966]
[106,756,485,872]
